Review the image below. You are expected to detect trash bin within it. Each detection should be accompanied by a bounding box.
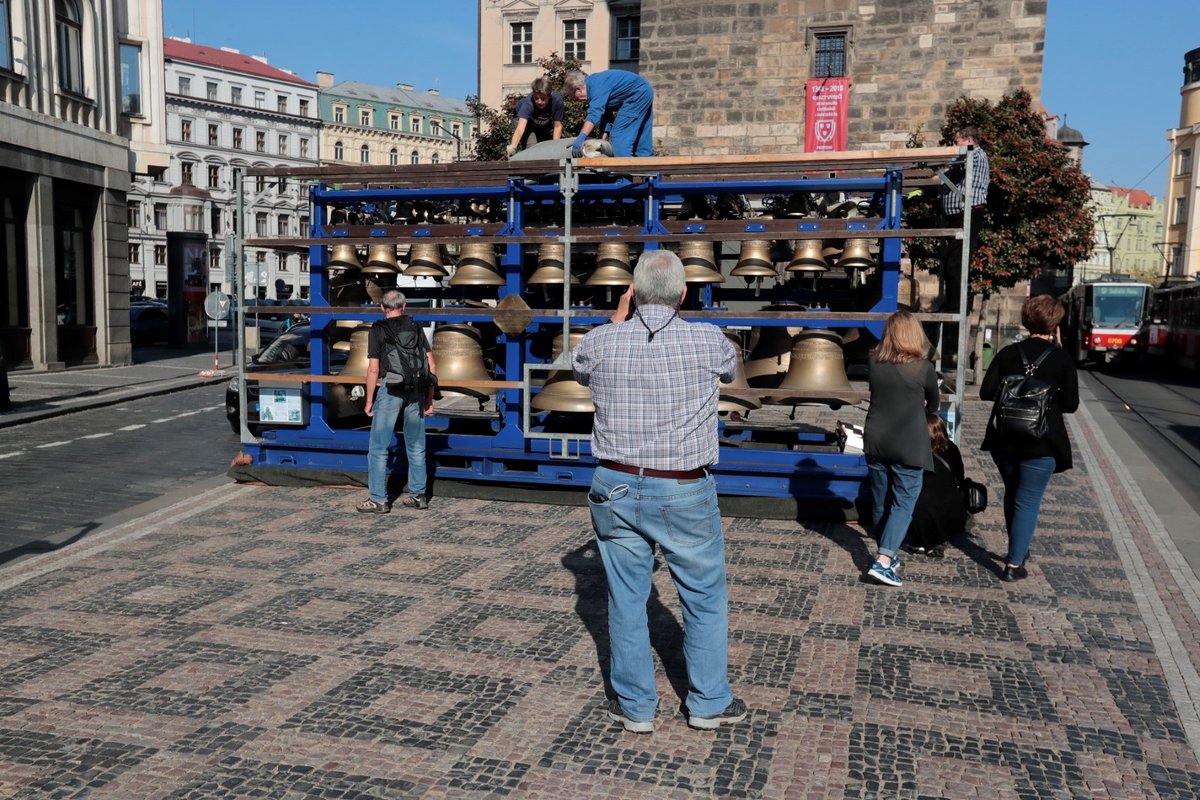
[981,341,995,371]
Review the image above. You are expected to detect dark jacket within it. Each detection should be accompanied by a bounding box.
[865,357,940,470]
[979,338,1078,472]
[907,441,968,550]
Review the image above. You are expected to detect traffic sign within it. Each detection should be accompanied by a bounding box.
[204,290,231,320]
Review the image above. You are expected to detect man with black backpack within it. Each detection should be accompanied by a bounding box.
[357,289,436,513]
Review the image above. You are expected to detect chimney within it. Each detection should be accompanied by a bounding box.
[316,71,334,88]
[250,54,268,64]
[427,88,440,95]
[396,82,413,91]
[219,46,239,54]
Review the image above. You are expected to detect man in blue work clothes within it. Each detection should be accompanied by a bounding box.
[562,69,654,158]
[506,77,564,157]
[571,249,747,734]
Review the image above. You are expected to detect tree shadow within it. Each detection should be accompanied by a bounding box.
[0,523,100,567]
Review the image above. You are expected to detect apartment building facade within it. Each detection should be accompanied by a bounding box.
[1078,183,1166,285]
[128,37,320,303]
[317,75,475,167]
[1,0,168,369]
[1164,46,1200,280]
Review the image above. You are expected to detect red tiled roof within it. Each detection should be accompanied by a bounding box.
[163,38,315,87]
[1109,186,1154,209]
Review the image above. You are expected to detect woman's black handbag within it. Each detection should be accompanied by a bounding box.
[962,478,988,514]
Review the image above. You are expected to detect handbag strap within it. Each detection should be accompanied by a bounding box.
[1020,340,1056,376]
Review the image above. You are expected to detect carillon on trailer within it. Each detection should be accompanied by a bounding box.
[233,149,968,514]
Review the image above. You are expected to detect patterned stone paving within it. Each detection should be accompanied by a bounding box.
[0,402,1198,797]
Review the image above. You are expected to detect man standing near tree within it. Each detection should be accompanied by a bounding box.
[939,125,990,315]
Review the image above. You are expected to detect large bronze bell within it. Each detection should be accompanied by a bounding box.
[404,242,449,278]
[787,239,827,273]
[327,329,370,425]
[585,241,634,286]
[328,244,363,271]
[745,325,796,388]
[837,238,875,269]
[362,244,401,276]
[719,331,762,414]
[731,240,778,279]
[329,320,367,352]
[530,327,593,412]
[432,324,495,399]
[328,269,370,306]
[449,242,504,286]
[678,240,724,283]
[528,242,580,285]
[773,329,852,404]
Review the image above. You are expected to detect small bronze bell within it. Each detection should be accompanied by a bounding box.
[528,242,580,285]
[530,327,593,412]
[745,326,796,388]
[585,241,634,286]
[329,320,366,352]
[731,240,778,278]
[774,329,852,405]
[719,331,763,413]
[449,242,505,286]
[837,238,876,270]
[432,324,495,399]
[678,240,724,283]
[328,244,363,271]
[404,242,449,278]
[327,269,370,306]
[786,240,827,274]
[822,241,843,268]
[362,244,401,276]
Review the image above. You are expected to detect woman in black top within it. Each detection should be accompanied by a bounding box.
[905,412,968,557]
[979,295,1079,581]
[863,311,941,587]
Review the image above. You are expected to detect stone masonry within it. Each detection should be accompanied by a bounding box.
[641,0,1046,155]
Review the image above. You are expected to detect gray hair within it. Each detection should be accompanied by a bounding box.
[633,249,686,308]
[531,76,552,95]
[381,289,407,310]
[562,70,586,95]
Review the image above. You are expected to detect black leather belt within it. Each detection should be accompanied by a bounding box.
[599,460,709,480]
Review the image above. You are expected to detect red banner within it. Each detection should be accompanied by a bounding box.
[804,78,850,152]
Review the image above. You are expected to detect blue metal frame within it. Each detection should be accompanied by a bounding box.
[241,165,910,505]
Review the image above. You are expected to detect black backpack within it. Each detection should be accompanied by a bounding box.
[379,318,431,390]
[989,343,1055,441]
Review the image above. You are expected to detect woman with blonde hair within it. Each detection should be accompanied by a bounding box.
[863,310,940,586]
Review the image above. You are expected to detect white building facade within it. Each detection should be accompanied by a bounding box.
[1164,46,1200,280]
[1,0,168,369]
[128,37,320,303]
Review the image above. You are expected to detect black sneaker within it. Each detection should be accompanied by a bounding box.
[688,697,747,730]
[605,698,653,734]
[355,499,390,514]
[399,494,429,510]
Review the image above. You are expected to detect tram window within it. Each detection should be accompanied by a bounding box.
[1093,289,1145,326]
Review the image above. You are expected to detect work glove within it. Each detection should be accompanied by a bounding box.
[571,133,588,159]
[505,143,518,158]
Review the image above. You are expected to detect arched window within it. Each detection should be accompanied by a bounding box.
[333,140,344,160]
[431,152,440,165]
[55,0,84,94]
[410,150,419,165]
[359,144,370,164]
[389,147,398,166]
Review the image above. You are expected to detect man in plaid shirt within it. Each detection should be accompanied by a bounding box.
[571,248,747,734]
[937,125,990,365]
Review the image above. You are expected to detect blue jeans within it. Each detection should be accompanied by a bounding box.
[867,458,924,560]
[991,454,1055,566]
[587,466,733,721]
[367,386,427,505]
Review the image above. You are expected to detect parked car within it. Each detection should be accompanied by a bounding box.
[226,325,356,435]
[242,298,309,344]
[129,303,171,346]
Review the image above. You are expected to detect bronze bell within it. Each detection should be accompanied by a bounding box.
[327,269,370,306]
[528,242,580,285]
[745,326,796,388]
[731,240,778,279]
[837,238,875,269]
[327,329,370,425]
[329,320,366,352]
[678,240,724,283]
[719,331,763,413]
[432,324,495,399]
[530,327,593,412]
[585,241,634,286]
[404,242,449,278]
[822,241,843,268]
[786,239,828,274]
[328,244,363,271]
[362,244,401,276]
[774,329,852,404]
[449,242,505,286]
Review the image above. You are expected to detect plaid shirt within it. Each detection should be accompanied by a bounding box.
[941,146,990,216]
[572,305,738,471]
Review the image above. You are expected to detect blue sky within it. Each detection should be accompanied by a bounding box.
[165,0,1193,197]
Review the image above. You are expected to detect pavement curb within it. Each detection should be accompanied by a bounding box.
[0,375,228,430]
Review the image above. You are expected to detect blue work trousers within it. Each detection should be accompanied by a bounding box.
[608,86,654,157]
[367,386,427,505]
[868,458,925,559]
[587,466,734,722]
[991,454,1056,566]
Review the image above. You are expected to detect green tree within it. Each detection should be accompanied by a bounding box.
[907,89,1095,297]
[467,52,589,162]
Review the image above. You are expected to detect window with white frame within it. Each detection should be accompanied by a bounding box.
[207,164,220,188]
[56,0,85,93]
[410,116,421,134]
[206,81,218,100]
[1175,197,1188,225]
[432,120,442,135]
[390,148,398,165]
[277,214,290,236]
[615,14,640,60]
[255,174,265,194]
[177,75,190,96]
[127,202,139,227]
[299,254,309,273]
[129,243,140,265]
[432,152,440,165]
[277,95,288,113]
[232,127,243,149]
[389,113,400,130]
[231,86,242,105]
[254,89,265,108]
[278,254,289,272]
[511,21,532,64]
[299,138,310,158]
[255,131,266,152]
[0,0,12,70]
[119,43,142,113]
[334,105,345,123]
[181,162,194,185]
[255,212,267,236]
[334,140,344,160]
[180,119,192,142]
[154,203,167,229]
[359,108,371,126]
[411,150,419,165]
[360,144,370,164]
[452,122,461,139]
[278,134,288,155]
[1179,148,1193,176]
[208,123,218,145]
[154,245,166,265]
[564,19,586,61]
[210,249,220,272]
[299,98,309,117]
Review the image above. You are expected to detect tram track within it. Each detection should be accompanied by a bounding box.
[1085,367,1200,474]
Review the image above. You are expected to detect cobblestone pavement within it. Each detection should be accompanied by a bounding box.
[1,401,1199,798]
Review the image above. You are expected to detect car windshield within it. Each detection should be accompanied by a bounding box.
[256,326,310,363]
